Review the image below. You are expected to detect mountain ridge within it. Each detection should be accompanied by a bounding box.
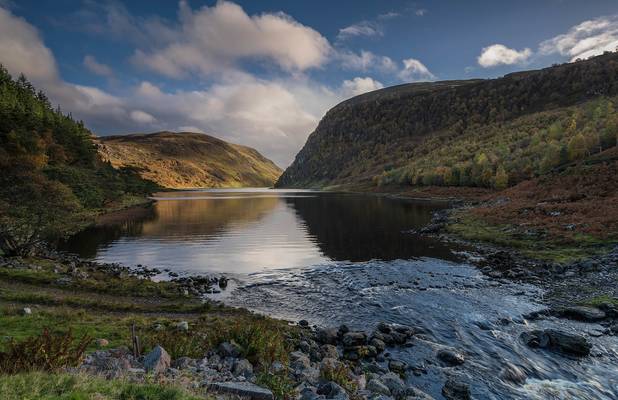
[98,131,282,189]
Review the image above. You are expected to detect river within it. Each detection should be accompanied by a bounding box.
[62,189,618,399]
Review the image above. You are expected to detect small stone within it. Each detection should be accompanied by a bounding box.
[143,345,171,375]
[209,382,273,400]
[22,307,32,315]
[96,338,109,347]
[299,320,310,327]
[176,321,189,331]
[442,379,470,400]
[437,349,465,366]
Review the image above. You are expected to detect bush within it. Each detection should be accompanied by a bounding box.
[0,329,92,374]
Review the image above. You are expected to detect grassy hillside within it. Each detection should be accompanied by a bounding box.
[98,132,282,189]
[276,52,618,189]
[0,66,158,256]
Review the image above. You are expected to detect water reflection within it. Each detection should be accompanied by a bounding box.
[62,189,459,274]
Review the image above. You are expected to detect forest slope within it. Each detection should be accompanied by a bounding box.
[276,52,618,189]
[98,132,282,189]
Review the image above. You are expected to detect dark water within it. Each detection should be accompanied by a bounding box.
[62,189,458,274]
[62,189,618,399]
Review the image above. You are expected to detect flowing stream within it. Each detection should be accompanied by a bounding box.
[62,189,618,399]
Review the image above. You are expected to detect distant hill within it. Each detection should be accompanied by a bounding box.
[98,132,282,189]
[276,52,618,189]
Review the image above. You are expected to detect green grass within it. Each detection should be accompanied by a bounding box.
[447,214,615,263]
[0,372,204,400]
[580,295,618,307]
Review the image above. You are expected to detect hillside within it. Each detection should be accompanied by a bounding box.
[98,132,282,189]
[0,66,157,256]
[276,52,618,189]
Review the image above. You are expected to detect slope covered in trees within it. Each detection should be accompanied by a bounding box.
[98,132,282,189]
[0,66,157,255]
[276,52,618,189]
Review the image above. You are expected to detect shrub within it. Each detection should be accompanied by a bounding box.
[0,329,92,374]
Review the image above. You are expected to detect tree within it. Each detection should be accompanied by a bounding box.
[494,166,509,189]
[567,133,588,161]
[0,172,87,256]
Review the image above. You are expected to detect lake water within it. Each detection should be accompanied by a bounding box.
[62,189,618,400]
[62,189,458,274]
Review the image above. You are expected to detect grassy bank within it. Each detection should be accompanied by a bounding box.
[0,256,299,397]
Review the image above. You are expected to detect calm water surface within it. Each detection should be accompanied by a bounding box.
[62,189,618,399]
[63,189,457,274]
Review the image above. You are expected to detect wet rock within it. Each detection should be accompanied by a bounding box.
[404,386,435,400]
[317,381,349,400]
[436,349,465,366]
[338,324,350,336]
[270,360,285,374]
[299,320,310,327]
[556,306,606,322]
[209,382,273,400]
[381,372,405,395]
[233,358,254,378]
[143,345,171,375]
[370,338,386,353]
[499,362,526,384]
[317,328,339,345]
[218,341,241,358]
[520,329,592,357]
[441,379,470,400]
[388,359,407,374]
[366,378,391,396]
[320,344,339,359]
[342,332,367,347]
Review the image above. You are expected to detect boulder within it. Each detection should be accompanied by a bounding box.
[143,345,171,375]
[209,382,274,400]
[520,329,592,357]
[172,356,195,369]
[557,306,606,322]
[317,328,339,345]
[436,349,465,366]
[441,379,470,400]
[233,358,254,378]
[388,359,407,374]
[366,378,391,396]
[218,341,241,358]
[404,386,435,400]
[321,344,340,359]
[342,332,367,348]
[381,372,405,395]
[317,381,349,400]
[370,338,386,353]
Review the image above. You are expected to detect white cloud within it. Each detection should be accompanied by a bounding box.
[178,126,205,134]
[477,44,532,68]
[378,12,400,20]
[415,9,428,17]
[130,110,157,124]
[341,77,384,97]
[539,15,618,61]
[83,55,113,77]
[131,0,331,78]
[398,58,435,81]
[337,21,382,40]
[339,50,398,73]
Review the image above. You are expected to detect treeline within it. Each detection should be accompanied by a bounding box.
[0,66,157,255]
[376,97,618,188]
[277,51,618,188]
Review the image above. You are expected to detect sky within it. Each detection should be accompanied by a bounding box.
[1,1,618,166]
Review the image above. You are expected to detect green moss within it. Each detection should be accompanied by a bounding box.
[447,214,615,263]
[0,372,204,400]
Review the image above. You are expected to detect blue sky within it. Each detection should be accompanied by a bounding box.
[1,0,617,166]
